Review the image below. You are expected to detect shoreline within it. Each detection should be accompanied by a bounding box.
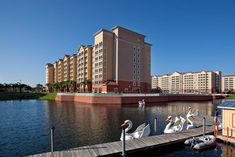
[55,93,224,105]
[0,92,56,101]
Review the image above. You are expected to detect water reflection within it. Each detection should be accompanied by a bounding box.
[0,99,226,157]
[221,143,235,157]
[43,100,222,148]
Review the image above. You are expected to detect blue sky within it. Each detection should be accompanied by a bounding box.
[0,0,235,86]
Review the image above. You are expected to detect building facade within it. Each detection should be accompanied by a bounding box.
[53,62,58,83]
[222,75,235,93]
[77,45,92,92]
[45,26,151,93]
[58,59,64,82]
[45,63,54,84]
[69,54,77,82]
[152,70,222,94]
[92,26,151,93]
[63,55,70,81]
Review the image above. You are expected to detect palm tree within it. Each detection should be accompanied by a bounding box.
[67,80,76,92]
[60,81,68,92]
[81,79,92,92]
[58,82,64,92]
[52,83,58,92]
[71,81,76,92]
[46,83,54,92]
[65,81,70,92]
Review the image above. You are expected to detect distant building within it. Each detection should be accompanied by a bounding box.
[151,76,158,89]
[45,26,151,93]
[152,70,222,94]
[222,75,235,93]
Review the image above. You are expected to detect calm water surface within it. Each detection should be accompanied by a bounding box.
[0,99,234,157]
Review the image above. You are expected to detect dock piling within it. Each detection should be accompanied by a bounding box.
[203,117,205,137]
[154,117,157,132]
[121,128,126,157]
[51,126,55,157]
[121,122,127,157]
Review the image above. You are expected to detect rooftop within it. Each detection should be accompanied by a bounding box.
[153,70,221,77]
[223,75,235,77]
[112,25,146,37]
[217,101,235,110]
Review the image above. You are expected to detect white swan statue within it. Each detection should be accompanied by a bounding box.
[186,107,199,130]
[164,116,186,134]
[138,99,145,108]
[120,120,151,141]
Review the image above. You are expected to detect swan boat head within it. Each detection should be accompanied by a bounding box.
[122,120,133,132]
[166,116,173,123]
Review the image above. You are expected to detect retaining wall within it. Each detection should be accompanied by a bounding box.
[55,93,213,105]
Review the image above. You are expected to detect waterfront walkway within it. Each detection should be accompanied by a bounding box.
[28,116,215,157]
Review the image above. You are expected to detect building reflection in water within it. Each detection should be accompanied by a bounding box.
[43,100,222,151]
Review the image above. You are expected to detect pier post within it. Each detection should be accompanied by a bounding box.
[121,123,127,157]
[154,117,157,132]
[51,126,55,157]
[203,117,205,137]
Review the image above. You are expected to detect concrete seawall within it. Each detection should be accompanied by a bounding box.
[55,93,215,105]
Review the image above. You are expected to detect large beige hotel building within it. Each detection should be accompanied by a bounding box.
[46,26,151,93]
[222,75,235,93]
[151,71,222,94]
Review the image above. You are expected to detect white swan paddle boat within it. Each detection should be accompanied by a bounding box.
[184,135,215,150]
[138,99,145,108]
[164,116,186,134]
[120,120,151,141]
[186,107,199,130]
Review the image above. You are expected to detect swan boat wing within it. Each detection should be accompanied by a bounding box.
[191,109,199,116]
[140,124,151,137]
[134,123,146,132]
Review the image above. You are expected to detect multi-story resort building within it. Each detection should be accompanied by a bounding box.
[151,71,222,94]
[45,63,54,84]
[53,62,58,83]
[69,54,77,82]
[63,55,70,81]
[58,59,64,82]
[77,45,92,92]
[222,75,235,93]
[45,26,151,93]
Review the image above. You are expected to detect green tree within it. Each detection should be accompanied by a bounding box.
[80,79,91,92]
[46,83,53,92]
[35,84,43,93]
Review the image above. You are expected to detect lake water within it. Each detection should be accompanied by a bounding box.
[0,99,234,157]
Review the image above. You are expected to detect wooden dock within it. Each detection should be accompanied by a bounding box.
[28,116,215,157]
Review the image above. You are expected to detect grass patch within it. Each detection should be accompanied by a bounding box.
[40,93,56,100]
[226,94,235,99]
